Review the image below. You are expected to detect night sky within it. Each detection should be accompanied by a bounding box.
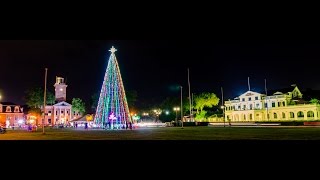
[0,40,319,107]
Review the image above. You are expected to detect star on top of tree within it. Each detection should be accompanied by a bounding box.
[109,46,117,54]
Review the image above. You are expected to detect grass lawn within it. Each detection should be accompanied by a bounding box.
[1,126,320,140]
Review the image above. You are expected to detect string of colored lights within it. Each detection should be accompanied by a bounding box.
[94,46,131,129]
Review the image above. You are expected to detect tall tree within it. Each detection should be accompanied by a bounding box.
[94,46,131,129]
[25,87,55,108]
[47,92,55,105]
[72,98,86,115]
[91,90,138,112]
[194,92,220,114]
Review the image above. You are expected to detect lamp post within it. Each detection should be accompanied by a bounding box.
[173,107,180,126]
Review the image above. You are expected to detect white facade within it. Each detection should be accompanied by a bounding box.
[44,102,72,125]
[224,86,320,122]
[40,76,82,126]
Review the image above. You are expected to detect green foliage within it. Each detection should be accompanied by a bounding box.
[288,100,296,105]
[25,87,55,108]
[47,92,55,105]
[195,110,207,121]
[194,92,220,114]
[310,98,320,104]
[72,98,86,115]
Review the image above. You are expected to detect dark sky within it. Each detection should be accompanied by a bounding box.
[0,40,319,107]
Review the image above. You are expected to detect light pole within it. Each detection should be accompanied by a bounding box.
[180,86,183,129]
[173,107,180,126]
[43,68,48,135]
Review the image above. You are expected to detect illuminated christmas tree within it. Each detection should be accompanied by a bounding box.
[94,46,131,129]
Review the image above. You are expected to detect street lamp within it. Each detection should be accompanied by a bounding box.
[173,107,180,126]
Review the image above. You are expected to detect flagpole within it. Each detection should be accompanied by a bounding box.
[43,68,48,135]
[265,79,269,121]
[188,68,192,122]
[221,87,225,127]
[248,77,251,91]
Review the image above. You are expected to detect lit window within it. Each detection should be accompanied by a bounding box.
[60,88,63,91]
[6,106,11,112]
[14,106,20,112]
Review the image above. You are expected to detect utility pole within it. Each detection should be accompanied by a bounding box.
[43,68,48,135]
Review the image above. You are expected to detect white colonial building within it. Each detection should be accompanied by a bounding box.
[224,85,320,122]
[42,77,82,126]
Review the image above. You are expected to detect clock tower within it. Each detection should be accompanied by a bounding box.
[54,77,68,102]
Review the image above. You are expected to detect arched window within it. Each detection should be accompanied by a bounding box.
[6,106,11,112]
[282,112,286,119]
[249,114,253,120]
[14,106,19,112]
[307,111,314,118]
[290,112,295,118]
[243,114,246,121]
[297,111,304,118]
[274,113,277,119]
